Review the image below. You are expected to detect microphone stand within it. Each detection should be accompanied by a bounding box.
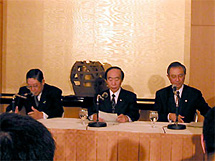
[11,94,16,112]
[167,91,186,130]
[88,95,107,127]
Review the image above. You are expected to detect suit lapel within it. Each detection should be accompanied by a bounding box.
[115,89,125,113]
[104,94,112,110]
[179,85,188,114]
[29,95,37,108]
[167,86,176,113]
[37,84,47,111]
[38,93,46,110]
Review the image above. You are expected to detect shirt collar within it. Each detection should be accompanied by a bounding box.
[110,88,121,98]
[37,92,42,101]
[177,84,184,97]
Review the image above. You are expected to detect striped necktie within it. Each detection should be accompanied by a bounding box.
[111,94,116,113]
[34,96,39,107]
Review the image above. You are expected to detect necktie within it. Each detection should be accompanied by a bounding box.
[111,94,116,113]
[175,91,180,121]
[34,96,39,107]
[175,91,180,107]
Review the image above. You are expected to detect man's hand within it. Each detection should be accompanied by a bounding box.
[169,113,184,123]
[92,113,105,122]
[28,107,43,120]
[116,114,129,123]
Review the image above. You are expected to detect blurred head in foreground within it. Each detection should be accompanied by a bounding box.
[201,107,215,161]
[0,112,55,160]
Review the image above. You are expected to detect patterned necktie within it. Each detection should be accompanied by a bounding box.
[34,96,39,107]
[175,91,180,107]
[111,94,116,113]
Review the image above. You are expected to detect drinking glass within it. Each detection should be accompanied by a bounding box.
[79,108,88,126]
[149,111,158,128]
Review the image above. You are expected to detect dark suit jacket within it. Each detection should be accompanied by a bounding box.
[88,88,140,121]
[6,83,64,118]
[154,85,210,123]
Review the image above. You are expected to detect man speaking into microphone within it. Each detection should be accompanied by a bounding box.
[88,66,140,123]
[6,69,64,120]
[154,61,211,123]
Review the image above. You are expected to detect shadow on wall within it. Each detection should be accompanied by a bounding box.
[207,96,215,108]
[103,63,112,71]
[148,75,166,95]
[122,85,134,93]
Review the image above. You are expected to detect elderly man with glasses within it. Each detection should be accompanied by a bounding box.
[6,69,64,119]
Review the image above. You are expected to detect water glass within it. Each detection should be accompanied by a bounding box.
[149,111,158,128]
[79,108,88,125]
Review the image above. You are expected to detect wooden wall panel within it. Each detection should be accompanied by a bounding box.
[190,0,215,107]
[191,0,215,25]
[190,26,215,107]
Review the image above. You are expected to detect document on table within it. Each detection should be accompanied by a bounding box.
[187,122,203,128]
[99,111,118,122]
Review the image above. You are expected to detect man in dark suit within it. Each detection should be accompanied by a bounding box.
[6,69,64,119]
[88,66,140,122]
[154,61,210,123]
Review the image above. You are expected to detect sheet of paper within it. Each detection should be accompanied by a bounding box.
[187,122,203,128]
[99,111,118,122]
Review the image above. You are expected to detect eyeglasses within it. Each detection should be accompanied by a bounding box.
[26,84,39,89]
[107,77,121,81]
[169,74,185,79]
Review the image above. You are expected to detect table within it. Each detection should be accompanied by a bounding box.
[39,118,204,161]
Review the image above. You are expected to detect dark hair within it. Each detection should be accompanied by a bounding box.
[104,66,124,81]
[203,107,215,154]
[167,61,186,75]
[0,113,55,160]
[26,69,44,83]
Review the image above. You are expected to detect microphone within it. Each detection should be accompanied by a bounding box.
[11,93,32,112]
[97,92,108,101]
[14,93,27,99]
[102,92,108,98]
[172,85,177,95]
[14,92,33,99]
[88,92,108,127]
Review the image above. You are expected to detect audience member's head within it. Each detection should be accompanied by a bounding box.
[202,107,215,160]
[0,112,55,160]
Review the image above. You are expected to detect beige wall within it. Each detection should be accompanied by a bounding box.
[2,0,191,98]
[190,0,215,107]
